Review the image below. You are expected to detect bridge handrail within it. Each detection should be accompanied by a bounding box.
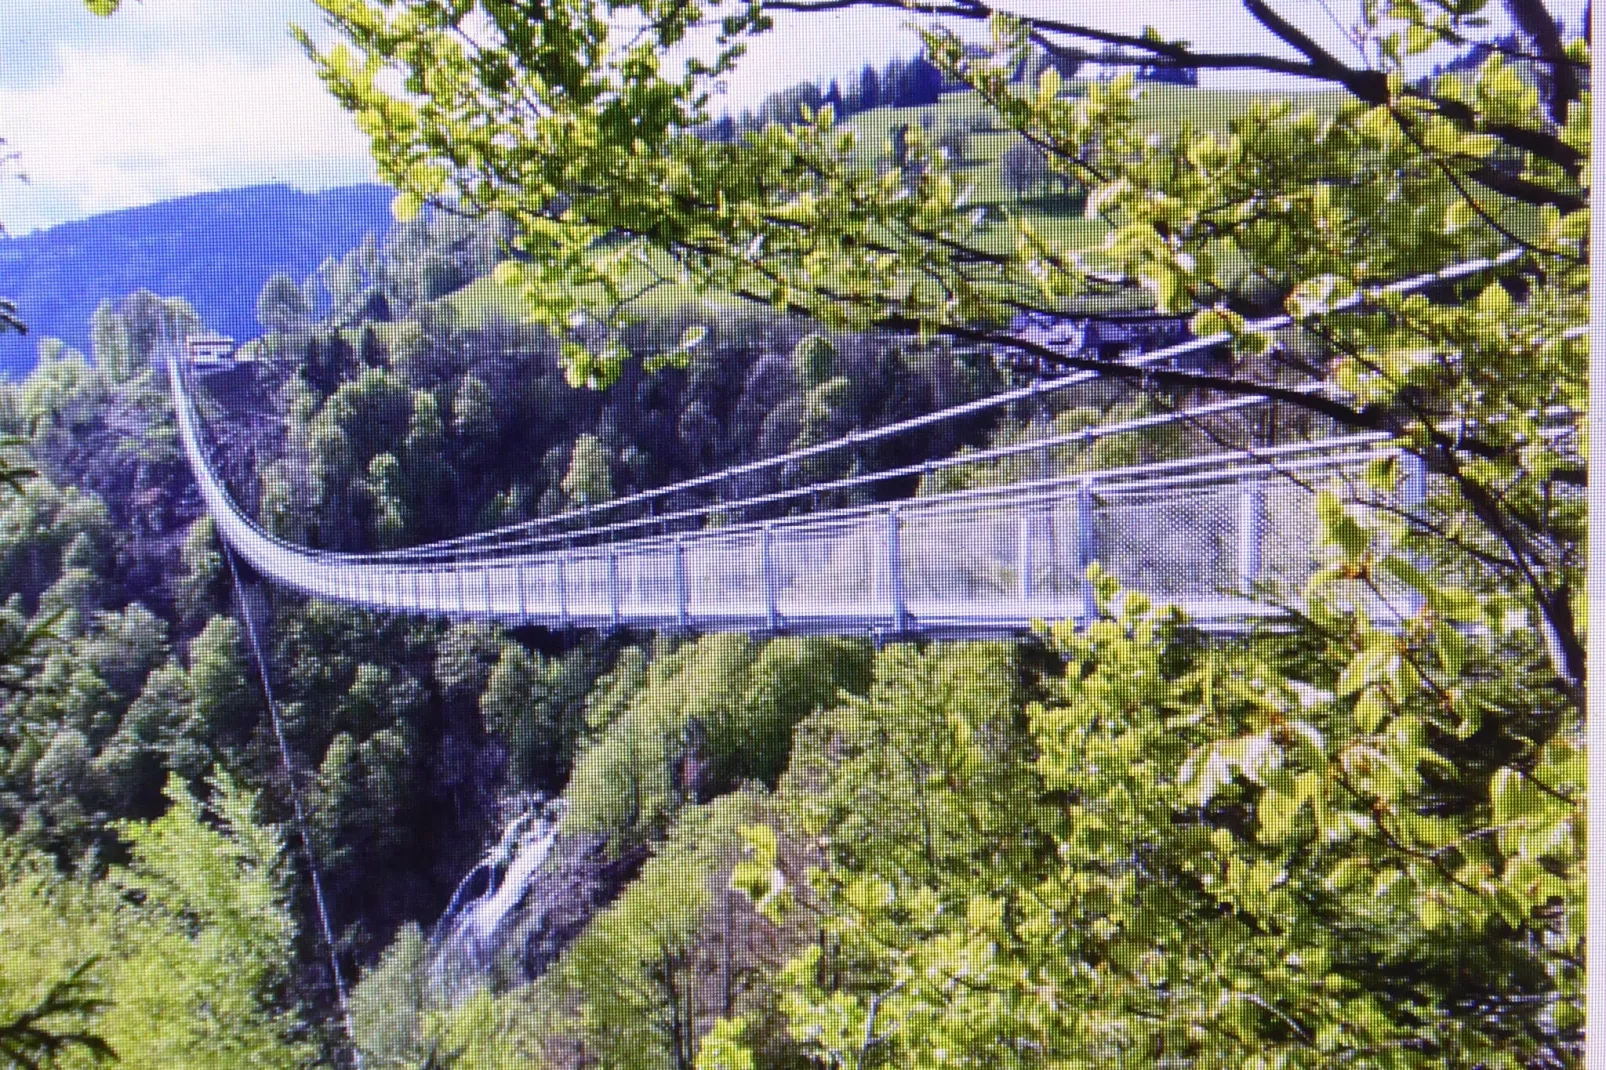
[349,433,1399,567]
[342,249,1524,559]
[356,394,1281,563]
[177,345,1396,578]
[174,354,1434,636]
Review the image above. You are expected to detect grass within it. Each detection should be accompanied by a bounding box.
[448,82,1347,328]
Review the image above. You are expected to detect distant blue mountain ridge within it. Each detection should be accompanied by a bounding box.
[0,183,395,376]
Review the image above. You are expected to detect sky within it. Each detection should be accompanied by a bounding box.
[0,0,1587,234]
[0,0,381,233]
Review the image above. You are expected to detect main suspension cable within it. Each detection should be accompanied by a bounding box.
[354,247,1525,560]
[221,543,362,1065]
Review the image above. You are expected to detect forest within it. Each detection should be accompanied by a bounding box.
[0,0,1591,1068]
[0,184,394,377]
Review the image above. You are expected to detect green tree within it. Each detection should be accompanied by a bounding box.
[561,433,614,508]
[102,660,203,802]
[718,575,1583,1066]
[787,333,850,454]
[479,643,568,787]
[538,792,763,1070]
[256,272,313,336]
[363,452,410,548]
[307,0,1587,685]
[451,374,496,444]
[400,390,448,528]
[348,922,429,1065]
[563,635,872,846]
[0,773,314,1070]
[174,517,227,631]
[186,617,258,752]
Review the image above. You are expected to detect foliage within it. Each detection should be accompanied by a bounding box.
[307,0,1587,697]
[561,433,614,507]
[348,922,430,1066]
[254,305,998,549]
[0,773,316,1069]
[294,20,1591,1060]
[563,634,872,846]
[530,791,767,1070]
[174,518,227,631]
[0,957,113,1070]
[1,7,1591,1068]
[258,273,314,335]
[710,561,1582,1066]
[480,640,607,790]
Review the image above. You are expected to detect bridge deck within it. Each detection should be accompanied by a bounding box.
[170,360,1417,638]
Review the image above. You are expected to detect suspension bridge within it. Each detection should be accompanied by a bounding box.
[169,255,1521,639]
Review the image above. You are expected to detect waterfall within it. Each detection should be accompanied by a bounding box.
[429,796,566,993]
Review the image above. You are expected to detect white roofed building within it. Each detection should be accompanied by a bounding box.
[186,332,237,370]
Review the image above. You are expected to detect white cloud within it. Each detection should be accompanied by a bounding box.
[703,0,1590,106]
[0,41,375,233]
[1,0,1587,231]
[4,0,372,231]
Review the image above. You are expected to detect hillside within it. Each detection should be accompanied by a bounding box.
[451,83,1344,323]
[0,183,394,375]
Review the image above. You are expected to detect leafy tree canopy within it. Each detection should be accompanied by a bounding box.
[305,0,1586,700]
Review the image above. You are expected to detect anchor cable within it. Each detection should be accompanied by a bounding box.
[221,542,362,1065]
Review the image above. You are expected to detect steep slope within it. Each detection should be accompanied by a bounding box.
[0,183,393,375]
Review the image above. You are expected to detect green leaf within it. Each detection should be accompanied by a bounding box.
[1489,766,1542,828]
[1476,282,1512,317]
[391,192,423,222]
[1405,23,1437,54]
[1038,66,1061,101]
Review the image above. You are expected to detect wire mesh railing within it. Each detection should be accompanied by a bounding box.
[173,352,1426,637]
[171,245,1555,636]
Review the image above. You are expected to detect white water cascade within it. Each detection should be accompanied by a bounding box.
[431,797,566,991]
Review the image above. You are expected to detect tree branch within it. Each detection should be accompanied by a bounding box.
[1502,0,1582,122]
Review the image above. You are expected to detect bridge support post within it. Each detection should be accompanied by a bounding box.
[1238,482,1267,591]
[557,556,571,630]
[515,563,529,623]
[1401,451,1427,619]
[608,551,622,631]
[412,570,423,616]
[761,524,781,633]
[674,538,691,633]
[1016,512,1034,602]
[885,508,911,635]
[1076,481,1098,626]
[482,568,495,619]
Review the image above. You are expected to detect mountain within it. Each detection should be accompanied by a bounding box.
[0,183,395,375]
